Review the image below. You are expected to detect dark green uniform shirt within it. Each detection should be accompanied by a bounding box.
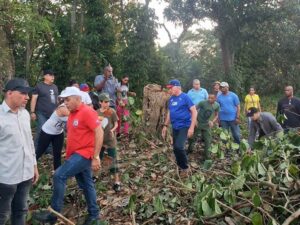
[197,101,220,127]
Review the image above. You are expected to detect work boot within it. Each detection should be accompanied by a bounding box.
[33,210,57,224]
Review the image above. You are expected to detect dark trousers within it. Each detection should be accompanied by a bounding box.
[0,179,32,225]
[188,126,211,159]
[172,128,189,169]
[35,112,52,153]
[36,130,64,170]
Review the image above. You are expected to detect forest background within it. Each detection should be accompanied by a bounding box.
[0,0,299,98]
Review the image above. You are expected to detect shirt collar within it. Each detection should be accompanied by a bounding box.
[2,100,13,113]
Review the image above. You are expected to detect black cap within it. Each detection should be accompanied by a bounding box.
[43,69,54,76]
[4,78,33,93]
[246,107,259,117]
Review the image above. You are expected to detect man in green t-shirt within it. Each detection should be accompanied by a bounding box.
[188,94,220,160]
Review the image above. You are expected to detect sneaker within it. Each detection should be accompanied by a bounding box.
[113,183,121,192]
[92,176,99,183]
[33,210,57,224]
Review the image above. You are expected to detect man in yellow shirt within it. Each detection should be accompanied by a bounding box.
[244,87,261,130]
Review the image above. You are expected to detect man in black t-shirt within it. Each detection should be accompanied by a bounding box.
[276,86,300,130]
[30,69,59,149]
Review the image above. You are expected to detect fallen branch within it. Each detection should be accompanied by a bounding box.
[215,200,251,223]
[48,206,75,225]
[282,208,300,225]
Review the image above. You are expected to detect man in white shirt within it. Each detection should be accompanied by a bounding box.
[0,78,39,225]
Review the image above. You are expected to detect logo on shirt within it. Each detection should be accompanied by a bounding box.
[171,102,178,106]
[73,119,79,127]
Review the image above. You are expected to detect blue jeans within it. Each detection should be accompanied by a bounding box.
[220,120,241,144]
[172,128,189,169]
[51,153,99,219]
[0,179,32,225]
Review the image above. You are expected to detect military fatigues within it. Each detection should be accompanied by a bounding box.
[188,101,220,160]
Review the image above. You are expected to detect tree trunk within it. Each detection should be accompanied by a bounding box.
[0,27,14,90]
[219,35,234,76]
[142,84,170,136]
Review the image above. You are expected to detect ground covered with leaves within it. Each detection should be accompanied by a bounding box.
[27,126,300,225]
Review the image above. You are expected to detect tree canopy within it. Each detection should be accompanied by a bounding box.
[0,0,299,95]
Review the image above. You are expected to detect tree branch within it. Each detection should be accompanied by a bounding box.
[282,208,300,225]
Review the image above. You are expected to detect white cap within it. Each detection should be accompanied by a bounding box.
[59,87,82,98]
[220,82,229,87]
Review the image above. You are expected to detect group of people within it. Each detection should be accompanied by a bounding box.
[1,70,300,224]
[163,79,300,176]
[0,65,135,225]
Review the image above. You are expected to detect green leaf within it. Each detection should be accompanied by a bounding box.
[251,212,263,225]
[220,131,228,141]
[231,142,240,150]
[203,160,213,170]
[231,175,245,190]
[288,164,299,177]
[153,196,165,214]
[135,109,143,116]
[202,199,213,216]
[257,163,266,176]
[210,144,219,154]
[231,161,241,175]
[128,194,137,213]
[252,193,262,207]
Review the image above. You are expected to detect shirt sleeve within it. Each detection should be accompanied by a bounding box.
[233,93,240,106]
[215,102,220,112]
[85,109,100,130]
[94,75,104,87]
[204,89,208,100]
[185,94,194,108]
[111,110,118,124]
[32,84,40,95]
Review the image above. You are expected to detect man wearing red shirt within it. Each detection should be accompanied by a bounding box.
[34,87,104,225]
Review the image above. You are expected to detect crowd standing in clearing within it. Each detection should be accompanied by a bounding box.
[1,67,300,224]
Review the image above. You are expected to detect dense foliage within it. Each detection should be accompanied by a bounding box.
[0,0,299,95]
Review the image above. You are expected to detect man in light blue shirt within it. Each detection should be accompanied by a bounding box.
[217,82,241,144]
[187,79,208,105]
[94,65,120,108]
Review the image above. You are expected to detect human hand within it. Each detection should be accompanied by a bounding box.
[187,128,194,138]
[31,112,36,121]
[32,165,39,185]
[235,118,240,124]
[91,158,101,172]
[208,121,214,128]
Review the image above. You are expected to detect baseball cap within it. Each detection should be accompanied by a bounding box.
[214,81,221,85]
[59,87,81,98]
[220,82,229,87]
[43,69,54,76]
[98,93,110,102]
[4,78,33,93]
[246,107,259,117]
[166,79,181,88]
[79,83,90,92]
